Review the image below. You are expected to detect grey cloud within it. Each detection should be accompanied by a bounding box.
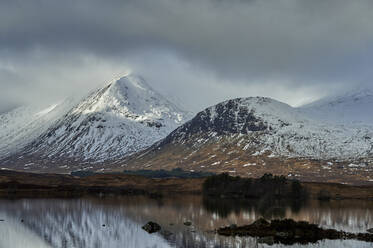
[1,0,373,111]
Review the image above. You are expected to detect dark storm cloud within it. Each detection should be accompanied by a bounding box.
[1,0,373,111]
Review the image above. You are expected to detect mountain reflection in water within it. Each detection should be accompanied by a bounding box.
[0,195,372,248]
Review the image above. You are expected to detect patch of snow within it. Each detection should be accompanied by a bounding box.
[348,163,366,168]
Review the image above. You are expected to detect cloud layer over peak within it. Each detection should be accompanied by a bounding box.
[1,0,373,112]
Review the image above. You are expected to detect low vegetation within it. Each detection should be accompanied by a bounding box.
[122,168,214,178]
[70,170,96,177]
[317,189,332,201]
[71,168,214,179]
[203,173,308,200]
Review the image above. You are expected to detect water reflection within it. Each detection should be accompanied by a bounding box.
[0,195,372,248]
[202,196,306,219]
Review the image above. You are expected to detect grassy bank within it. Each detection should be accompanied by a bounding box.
[0,170,372,200]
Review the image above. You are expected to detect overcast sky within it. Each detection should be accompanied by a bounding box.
[1,0,373,113]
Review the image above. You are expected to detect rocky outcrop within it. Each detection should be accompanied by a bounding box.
[217,218,373,245]
[142,221,161,234]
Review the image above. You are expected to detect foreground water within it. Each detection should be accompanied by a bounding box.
[0,195,372,248]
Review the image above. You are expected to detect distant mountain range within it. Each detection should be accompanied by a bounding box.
[135,96,372,158]
[121,91,373,184]
[0,76,372,183]
[300,88,373,125]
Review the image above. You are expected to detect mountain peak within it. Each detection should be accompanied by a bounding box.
[109,74,151,93]
[73,74,163,116]
[162,96,301,143]
[128,95,373,177]
[300,87,373,125]
[1,74,192,166]
[205,97,302,125]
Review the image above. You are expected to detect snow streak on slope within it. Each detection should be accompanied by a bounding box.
[158,97,373,160]
[0,101,75,159]
[24,75,191,162]
[300,89,373,125]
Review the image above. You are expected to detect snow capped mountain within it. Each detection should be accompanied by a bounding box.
[1,76,372,179]
[0,74,191,168]
[300,88,373,125]
[123,96,373,184]
[26,75,191,161]
[142,97,373,160]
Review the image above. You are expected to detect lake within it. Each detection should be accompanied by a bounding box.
[0,195,372,248]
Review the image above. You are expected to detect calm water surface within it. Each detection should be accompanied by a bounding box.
[0,195,372,248]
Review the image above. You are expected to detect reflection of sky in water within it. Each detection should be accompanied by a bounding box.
[0,213,51,248]
[0,197,372,248]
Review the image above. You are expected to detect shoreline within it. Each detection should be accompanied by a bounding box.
[0,170,372,200]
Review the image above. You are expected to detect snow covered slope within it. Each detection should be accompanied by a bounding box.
[156,97,373,159]
[300,88,373,125]
[2,78,372,177]
[122,97,373,183]
[17,75,191,163]
[0,101,74,159]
